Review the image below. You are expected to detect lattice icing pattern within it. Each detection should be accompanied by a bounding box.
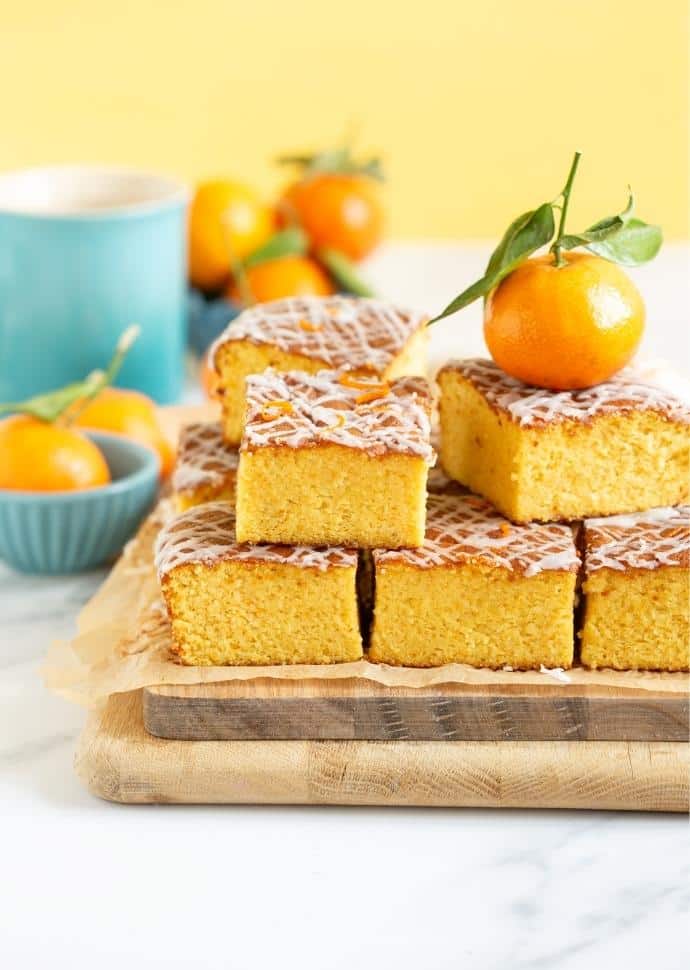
[584,506,690,574]
[211,295,426,373]
[172,422,239,494]
[374,493,580,577]
[440,358,690,428]
[242,370,436,463]
[155,501,357,579]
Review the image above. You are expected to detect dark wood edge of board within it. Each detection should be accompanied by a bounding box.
[142,679,690,743]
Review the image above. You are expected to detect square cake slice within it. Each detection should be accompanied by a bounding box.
[368,492,579,669]
[155,502,362,665]
[438,358,690,523]
[210,295,428,444]
[172,422,239,511]
[580,506,690,671]
[236,370,435,548]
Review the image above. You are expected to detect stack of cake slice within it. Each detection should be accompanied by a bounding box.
[157,295,432,666]
[156,296,690,672]
[437,359,690,671]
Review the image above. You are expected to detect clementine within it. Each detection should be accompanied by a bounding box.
[484,252,645,390]
[189,180,274,292]
[278,173,383,262]
[0,415,111,491]
[70,387,174,477]
[227,255,334,304]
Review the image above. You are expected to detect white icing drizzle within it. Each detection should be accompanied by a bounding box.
[374,493,579,577]
[440,358,690,428]
[242,369,436,464]
[210,295,427,374]
[155,501,357,579]
[172,422,239,494]
[539,665,572,683]
[584,505,690,573]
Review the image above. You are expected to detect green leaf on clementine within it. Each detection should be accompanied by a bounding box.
[318,247,375,297]
[428,203,555,323]
[243,228,308,269]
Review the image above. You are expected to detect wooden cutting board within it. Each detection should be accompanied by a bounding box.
[142,678,689,742]
[76,690,690,811]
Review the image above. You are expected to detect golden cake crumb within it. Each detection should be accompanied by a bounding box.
[368,492,579,669]
[438,358,690,523]
[155,502,362,666]
[236,369,435,548]
[580,506,690,671]
[172,422,239,511]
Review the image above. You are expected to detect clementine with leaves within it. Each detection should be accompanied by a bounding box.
[227,255,334,304]
[277,145,385,262]
[431,152,662,390]
[484,252,646,390]
[189,180,274,292]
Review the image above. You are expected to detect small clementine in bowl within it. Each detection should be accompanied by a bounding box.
[484,252,645,390]
[227,255,334,304]
[0,415,111,491]
[189,179,274,292]
[70,387,174,478]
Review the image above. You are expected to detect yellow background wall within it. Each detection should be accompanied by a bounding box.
[1,0,687,238]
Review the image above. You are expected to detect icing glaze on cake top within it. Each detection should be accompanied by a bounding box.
[374,492,579,577]
[584,506,690,573]
[155,501,356,579]
[211,295,426,373]
[242,369,435,463]
[172,422,239,494]
[440,358,690,428]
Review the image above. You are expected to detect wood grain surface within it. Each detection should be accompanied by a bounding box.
[143,679,690,742]
[75,690,690,811]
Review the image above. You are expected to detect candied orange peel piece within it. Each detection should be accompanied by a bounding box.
[338,372,384,391]
[259,400,294,421]
[298,318,323,332]
[327,413,347,430]
[499,522,512,537]
[355,386,391,405]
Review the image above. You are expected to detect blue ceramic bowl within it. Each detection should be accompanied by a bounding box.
[0,431,159,574]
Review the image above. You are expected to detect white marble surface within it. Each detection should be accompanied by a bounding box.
[2,242,689,969]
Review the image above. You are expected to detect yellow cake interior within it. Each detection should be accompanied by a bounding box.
[369,561,576,669]
[236,444,428,548]
[163,560,362,665]
[439,371,689,522]
[580,566,690,671]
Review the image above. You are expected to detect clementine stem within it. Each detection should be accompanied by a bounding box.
[552,151,582,267]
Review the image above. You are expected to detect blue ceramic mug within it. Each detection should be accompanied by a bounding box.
[0,166,188,404]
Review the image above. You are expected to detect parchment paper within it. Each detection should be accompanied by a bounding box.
[42,498,690,707]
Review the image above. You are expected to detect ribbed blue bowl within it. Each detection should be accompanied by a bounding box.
[0,431,159,574]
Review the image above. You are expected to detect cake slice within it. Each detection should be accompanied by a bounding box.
[438,358,690,523]
[210,295,428,444]
[368,492,579,669]
[235,370,435,548]
[172,422,239,511]
[580,506,690,671]
[155,502,362,665]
